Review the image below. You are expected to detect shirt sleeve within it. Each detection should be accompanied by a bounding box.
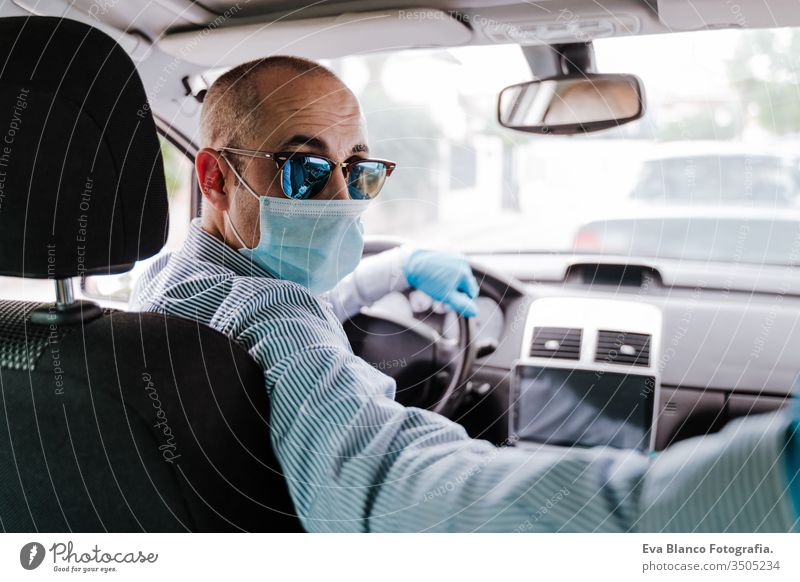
[323,247,410,321]
[224,279,799,532]
[786,393,800,522]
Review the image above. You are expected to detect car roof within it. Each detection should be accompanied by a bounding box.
[6,0,798,145]
[9,1,800,66]
[583,204,800,223]
[638,141,800,162]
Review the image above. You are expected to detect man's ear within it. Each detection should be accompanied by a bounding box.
[196,148,232,212]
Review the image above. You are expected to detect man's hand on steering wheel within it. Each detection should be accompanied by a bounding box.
[402,248,480,318]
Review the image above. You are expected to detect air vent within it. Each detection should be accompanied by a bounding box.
[596,330,651,367]
[530,327,582,360]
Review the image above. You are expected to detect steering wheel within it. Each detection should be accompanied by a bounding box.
[343,304,475,416]
[341,240,478,417]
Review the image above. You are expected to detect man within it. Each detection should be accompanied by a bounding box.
[132,56,800,532]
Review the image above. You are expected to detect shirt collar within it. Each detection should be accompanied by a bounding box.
[182,218,274,279]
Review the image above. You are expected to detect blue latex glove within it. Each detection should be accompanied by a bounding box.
[403,249,479,317]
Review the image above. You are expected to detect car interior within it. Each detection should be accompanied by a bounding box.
[1,0,799,532]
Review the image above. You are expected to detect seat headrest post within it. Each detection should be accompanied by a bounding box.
[29,278,103,326]
[55,279,75,308]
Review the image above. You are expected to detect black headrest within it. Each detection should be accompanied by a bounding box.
[0,16,168,278]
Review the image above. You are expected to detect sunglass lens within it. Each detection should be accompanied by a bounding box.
[347,161,388,200]
[281,155,333,199]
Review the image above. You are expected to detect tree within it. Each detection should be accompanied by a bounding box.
[356,55,443,232]
[727,29,800,135]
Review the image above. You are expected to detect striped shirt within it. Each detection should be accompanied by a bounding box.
[132,219,800,532]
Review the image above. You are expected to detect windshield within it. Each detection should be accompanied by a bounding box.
[332,28,800,266]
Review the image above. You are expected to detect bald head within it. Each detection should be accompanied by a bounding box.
[195,55,369,250]
[200,56,356,150]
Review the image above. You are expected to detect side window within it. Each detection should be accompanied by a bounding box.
[0,136,194,305]
[81,136,194,304]
[159,136,194,252]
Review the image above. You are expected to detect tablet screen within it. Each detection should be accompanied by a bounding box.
[511,366,656,451]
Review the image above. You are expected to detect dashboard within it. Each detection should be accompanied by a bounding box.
[365,253,799,450]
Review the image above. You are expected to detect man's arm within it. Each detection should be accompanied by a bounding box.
[229,281,799,532]
[786,395,800,519]
[324,247,479,321]
[323,247,409,321]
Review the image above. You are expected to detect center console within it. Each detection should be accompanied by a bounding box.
[510,297,663,452]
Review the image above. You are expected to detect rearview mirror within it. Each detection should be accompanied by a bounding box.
[497,74,645,135]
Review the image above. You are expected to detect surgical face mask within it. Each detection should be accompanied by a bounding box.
[223,156,370,294]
